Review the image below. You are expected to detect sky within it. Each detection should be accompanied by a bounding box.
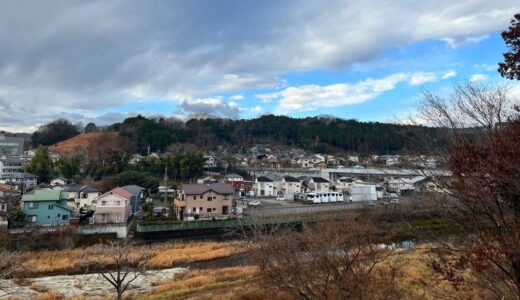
[0,1,519,132]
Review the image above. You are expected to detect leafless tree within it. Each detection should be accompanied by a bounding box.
[413,81,520,298]
[245,216,404,300]
[92,240,152,300]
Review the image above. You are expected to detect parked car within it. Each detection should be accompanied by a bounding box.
[248,200,261,207]
[276,195,287,201]
[364,200,376,207]
[390,198,399,204]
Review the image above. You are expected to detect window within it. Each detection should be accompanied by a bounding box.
[116,201,121,206]
[57,213,61,217]
[207,196,212,201]
[200,195,203,199]
[29,202,37,208]
[48,205,54,210]
[213,208,216,211]
[81,193,87,199]
[29,215,37,223]
[193,207,197,213]
[62,215,68,221]
[193,196,196,200]
[101,201,107,206]
[116,213,121,222]
[207,208,212,213]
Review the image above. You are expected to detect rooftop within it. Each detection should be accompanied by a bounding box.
[183,183,234,195]
[22,190,69,202]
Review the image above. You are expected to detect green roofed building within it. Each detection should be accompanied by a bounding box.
[21,190,73,226]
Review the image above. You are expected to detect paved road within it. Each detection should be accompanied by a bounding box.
[242,198,365,216]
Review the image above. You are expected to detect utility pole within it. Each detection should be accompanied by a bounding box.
[163,166,168,204]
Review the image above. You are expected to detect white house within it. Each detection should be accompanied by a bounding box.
[388,176,429,194]
[254,176,276,197]
[280,175,302,200]
[203,155,217,168]
[63,184,101,210]
[300,176,330,192]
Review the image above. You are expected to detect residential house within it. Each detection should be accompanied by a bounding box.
[296,157,312,168]
[335,176,357,192]
[387,176,430,194]
[254,176,276,197]
[0,158,24,179]
[280,176,302,200]
[174,183,234,218]
[21,190,73,226]
[63,184,101,210]
[121,185,144,214]
[129,154,144,165]
[299,176,330,193]
[92,188,132,224]
[51,177,68,186]
[224,173,244,190]
[203,155,217,168]
[0,173,37,191]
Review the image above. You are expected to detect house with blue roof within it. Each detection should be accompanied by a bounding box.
[121,185,144,214]
[21,190,73,226]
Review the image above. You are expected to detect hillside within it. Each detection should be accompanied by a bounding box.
[110,115,447,155]
[49,132,119,155]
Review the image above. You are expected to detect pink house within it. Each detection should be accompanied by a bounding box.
[92,187,132,224]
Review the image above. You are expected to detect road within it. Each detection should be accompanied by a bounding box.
[242,198,366,216]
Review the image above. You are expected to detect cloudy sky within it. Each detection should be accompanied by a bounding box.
[0,1,519,132]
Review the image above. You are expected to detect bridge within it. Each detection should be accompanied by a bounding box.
[238,166,451,182]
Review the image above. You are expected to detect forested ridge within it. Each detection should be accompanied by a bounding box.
[107,115,445,155]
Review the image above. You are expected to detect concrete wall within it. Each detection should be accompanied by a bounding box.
[78,222,130,239]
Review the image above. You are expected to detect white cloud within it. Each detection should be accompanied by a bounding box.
[441,70,457,79]
[442,34,489,48]
[251,106,262,112]
[178,97,241,119]
[0,1,518,129]
[263,73,408,113]
[409,72,437,85]
[470,73,489,82]
[230,94,244,100]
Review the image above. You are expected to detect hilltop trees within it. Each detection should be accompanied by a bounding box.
[31,119,80,147]
[499,13,520,80]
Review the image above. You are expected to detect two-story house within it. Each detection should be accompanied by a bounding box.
[63,184,101,210]
[175,183,234,219]
[224,173,244,190]
[254,176,276,197]
[21,190,73,226]
[92,187,132,224]
[280,176,302,200]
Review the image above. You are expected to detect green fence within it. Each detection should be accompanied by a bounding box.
[136,211,352,233]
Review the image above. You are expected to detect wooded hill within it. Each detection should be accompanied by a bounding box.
[105,115,446,155]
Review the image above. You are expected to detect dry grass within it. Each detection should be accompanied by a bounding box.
[13,241,247,277]
[144,245,491,300]
[33,292,63,300]
[144,266,258,299]
[50,132,118,155]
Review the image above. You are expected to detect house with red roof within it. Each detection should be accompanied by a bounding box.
[92,187,132,224]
